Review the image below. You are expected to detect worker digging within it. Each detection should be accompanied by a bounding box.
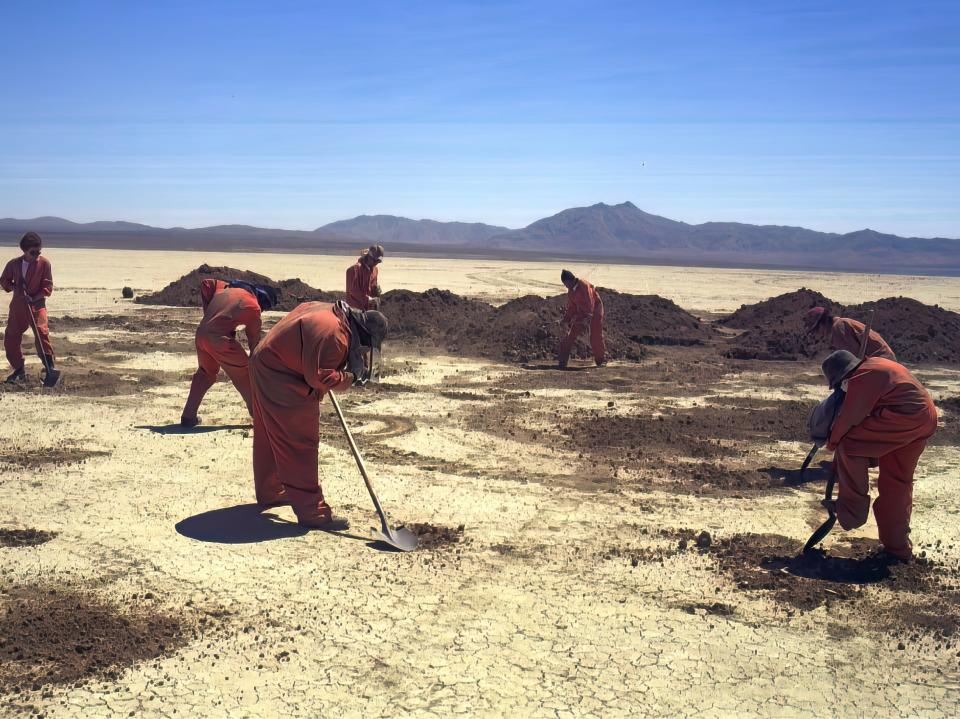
[1,231,60,388]
[557,269,606,370]
[248,299,388,529]
[804,306,897,360]
[180,277,278,427]
[345,244,384,310]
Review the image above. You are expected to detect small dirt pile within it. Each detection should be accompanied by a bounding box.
[405,522,465,550]
[0,529,57,548]
[721,289,960,364]
[136,264,341,311]
[380,289,491,345]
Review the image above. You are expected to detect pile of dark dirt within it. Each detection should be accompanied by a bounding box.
[604,528,713,566]
[0,585,191,693]
[720,289,960,364]
[709,533,959,630]
[0,529,58,548]
[380,289,492,345]
[938,396,960,414]
[405,522,465,549]
[136,264,341,312]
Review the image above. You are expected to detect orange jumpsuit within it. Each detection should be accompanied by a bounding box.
[827,357,938,559]
[345,260,379,310]
[1,255,54,370]
[559,280,605,366]
[182,279,262,418]
[249,302,351,523]
[830,317,896,360]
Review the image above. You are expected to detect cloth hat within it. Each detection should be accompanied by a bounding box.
[804,307,827,333]
[560,269,576,284]
[363,245,385,263]
[821,350,862,389]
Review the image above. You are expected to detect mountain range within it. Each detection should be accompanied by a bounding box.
[1,203,957,275]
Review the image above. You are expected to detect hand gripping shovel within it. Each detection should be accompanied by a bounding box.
[328,391,418,552]
[803,310,873,552]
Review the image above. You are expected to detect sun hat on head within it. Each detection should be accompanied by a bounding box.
[363,245,385,263]
[560,269,576,284]
[821,350,862,389]
[804,307,828,334]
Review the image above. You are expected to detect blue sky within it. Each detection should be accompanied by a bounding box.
[1,0,958,236]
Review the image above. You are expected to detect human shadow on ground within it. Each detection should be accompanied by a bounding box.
[760,549,897,585]
[175,504,309,543]
[137,423,251,435]
[760,460,832,487]
[521,363,591,372]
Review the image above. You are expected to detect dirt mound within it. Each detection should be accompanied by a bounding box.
[405,522,465,549]
[380,289,491,344]
[0,585,191,693]
[0,441,109,470]
[136,264,341,312]
[0,529,57,548]
[721,289,960,364]
[847,297,960,365]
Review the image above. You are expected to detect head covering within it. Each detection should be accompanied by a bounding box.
[362,245,385,264]
[226,280,279,311]
[560,269,576,285]
[335,300,389,384]
[804,307,828,334]
[19,231,42,251]
[821,350,861,389]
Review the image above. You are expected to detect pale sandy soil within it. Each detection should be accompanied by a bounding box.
[1,253,959,718]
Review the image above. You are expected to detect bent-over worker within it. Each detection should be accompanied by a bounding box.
[805,307,896,360]
[558,269,605,369]
[181,278,278,427]
[249,300,388,527]
[345,244,384,310]
[2,232,58,386]
[821,350,938,560]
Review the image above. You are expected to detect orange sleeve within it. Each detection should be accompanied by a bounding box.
[345,265,356,294]
[241,303,262,351]
[571,283,595,323]
[199,279,224,310]
[301,322,350,396]
[828,367,890,448]
[369,265,380,296]
[40,258,53,297]
[0,260,13,293]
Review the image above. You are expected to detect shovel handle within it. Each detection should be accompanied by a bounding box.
[328,390,391,534]
[858,310,874,360]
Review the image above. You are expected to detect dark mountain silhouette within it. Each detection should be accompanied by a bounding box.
[1,204,957,275]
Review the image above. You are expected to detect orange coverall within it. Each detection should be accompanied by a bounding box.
[345,260,379,310]
[182,279,262,418]
[830,317,896,361]
[1,255,54,370]
[558,280,605,366]
[827,357,938,559]
[249,302,351,524]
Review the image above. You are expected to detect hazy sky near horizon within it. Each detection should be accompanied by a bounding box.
[2,0,958,237]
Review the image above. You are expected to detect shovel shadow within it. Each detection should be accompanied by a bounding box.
[761,551,894,585]
[175,503,308,544]
[761,460,832,487]
[137,423,251,435]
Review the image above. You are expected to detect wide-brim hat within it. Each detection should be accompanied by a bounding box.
[804,307,827,334]
[821,350,862,389]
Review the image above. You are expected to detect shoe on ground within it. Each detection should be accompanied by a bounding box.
[295,502,349,530]
[257,487,290,507]
[180,414,202,428]
[4,367,26,384]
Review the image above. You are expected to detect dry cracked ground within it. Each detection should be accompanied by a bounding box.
[2,298,960,716]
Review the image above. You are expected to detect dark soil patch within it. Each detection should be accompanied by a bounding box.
[0,585,192,693]
[136,264,341,312]
[405,522,465,550]
[58,368,178,398]
[938,396,960,414]
[604,528,713,566]
[709,534,960,640]
[48,314,195,335]
[0,529,58,548]
[0,443,108,470]
[720,289,960,364]
[683,601,735,617]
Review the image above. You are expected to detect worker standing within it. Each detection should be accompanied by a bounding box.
[1,232,59,387]
[180,278,278,427]
[345,245,384,310]
[804,307,896,360]
[249,300,388,528]
[821,350,938,560]
[558,269,605,369]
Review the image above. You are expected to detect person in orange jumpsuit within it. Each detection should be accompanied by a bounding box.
[1,232,58,386]
[249,300,388,527]
[345,244,384,310]
[804,307,896,360]
[557,269,605,369]
[181,278,278,427]
[822,350,938,560]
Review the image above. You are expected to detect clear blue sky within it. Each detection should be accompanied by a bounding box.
[2,0,958,237]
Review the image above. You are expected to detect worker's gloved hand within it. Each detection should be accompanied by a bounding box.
[372,284,382,297]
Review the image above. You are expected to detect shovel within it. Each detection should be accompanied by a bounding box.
[328,390,418,552]
[802,310,874,552]
[19,280,60,388]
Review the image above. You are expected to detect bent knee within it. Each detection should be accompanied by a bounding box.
[836,500,870,530]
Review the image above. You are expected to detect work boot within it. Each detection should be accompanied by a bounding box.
[257,485,290,507]
[4,366,26,384]
[295,501,348,530]
[180,414,202,428]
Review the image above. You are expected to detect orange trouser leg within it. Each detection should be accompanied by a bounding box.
[30,306,54,359]
[211,336,253,415]
[182,344,220,420]
[4,303,30,370]
[874,439,926,560]
[590,305,605,365]
[250,358,327,519]
[558,322,587,366]
[835,449,872,531]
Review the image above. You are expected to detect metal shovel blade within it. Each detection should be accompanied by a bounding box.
[374,525,419,552]
[803,514,837,553]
